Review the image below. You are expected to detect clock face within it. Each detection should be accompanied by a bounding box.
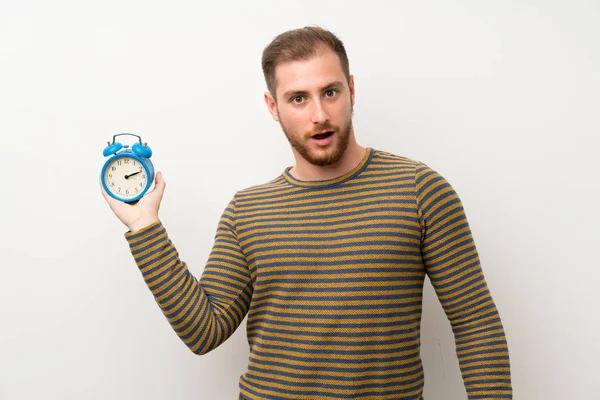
[103,156,148,200]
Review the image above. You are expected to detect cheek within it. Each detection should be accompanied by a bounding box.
[279,108,305,128]
[336,96,352,112]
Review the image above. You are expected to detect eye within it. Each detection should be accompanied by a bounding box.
[324,88,339,98]
[291,95,304,104]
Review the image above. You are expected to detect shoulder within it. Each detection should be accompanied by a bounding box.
[370,149,452,190]
[231,173,289,204]
[370,148,427,172]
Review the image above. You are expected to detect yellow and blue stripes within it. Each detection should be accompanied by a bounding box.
[125,148,512,399]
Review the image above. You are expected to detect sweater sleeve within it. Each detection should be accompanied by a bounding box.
[414,161,513,399]
[123,194,253,355]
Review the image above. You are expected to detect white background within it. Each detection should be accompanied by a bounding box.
[1,1,599,399]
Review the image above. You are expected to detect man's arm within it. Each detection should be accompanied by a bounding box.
[101,173,252,354]
[123,194,253,355]
[415,161,513,399]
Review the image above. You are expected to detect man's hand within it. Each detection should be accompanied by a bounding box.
[100,171,166,232]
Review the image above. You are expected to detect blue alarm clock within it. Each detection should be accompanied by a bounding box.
[101,133,155,203]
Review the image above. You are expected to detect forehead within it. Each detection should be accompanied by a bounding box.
[275,49,346,95]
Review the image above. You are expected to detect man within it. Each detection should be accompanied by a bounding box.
[102,26,512,399]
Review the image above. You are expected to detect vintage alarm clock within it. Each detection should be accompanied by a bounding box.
[100,133,154,203]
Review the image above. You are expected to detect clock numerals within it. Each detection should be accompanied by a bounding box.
[105,156,148,199]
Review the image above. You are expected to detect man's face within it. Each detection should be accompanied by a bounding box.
[266,48,355,167]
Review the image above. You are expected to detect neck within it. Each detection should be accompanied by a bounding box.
[289,139,366,182]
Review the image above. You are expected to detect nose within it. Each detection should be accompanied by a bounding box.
[310,99,329,125]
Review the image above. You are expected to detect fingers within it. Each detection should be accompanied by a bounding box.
[102,187,117,209]
[99,176,110,200]
[99,176,120,210]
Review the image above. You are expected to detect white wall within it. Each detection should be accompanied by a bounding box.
[1,1,598,399]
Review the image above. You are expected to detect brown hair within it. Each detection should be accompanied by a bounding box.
[261,26,350,101]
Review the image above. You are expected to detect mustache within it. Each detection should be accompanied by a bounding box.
[304,123,337,139]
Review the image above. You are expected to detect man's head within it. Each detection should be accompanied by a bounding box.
[262,26,356,167]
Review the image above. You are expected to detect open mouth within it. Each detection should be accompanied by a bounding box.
[312,131,334,140]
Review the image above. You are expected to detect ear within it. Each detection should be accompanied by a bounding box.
[264,91,280,122]
[348,74,355,106]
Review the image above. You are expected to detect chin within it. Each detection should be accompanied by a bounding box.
[306,145,347,167]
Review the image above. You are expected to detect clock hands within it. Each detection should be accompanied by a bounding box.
[124,171,143,179]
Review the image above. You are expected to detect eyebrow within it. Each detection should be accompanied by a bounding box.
[282,81,344,99]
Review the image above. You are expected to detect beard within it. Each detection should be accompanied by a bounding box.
[279,107,353,167]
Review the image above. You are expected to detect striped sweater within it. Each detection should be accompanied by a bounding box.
[125,148,512,399]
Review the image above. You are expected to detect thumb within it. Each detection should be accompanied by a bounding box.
[152,171,166,198]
